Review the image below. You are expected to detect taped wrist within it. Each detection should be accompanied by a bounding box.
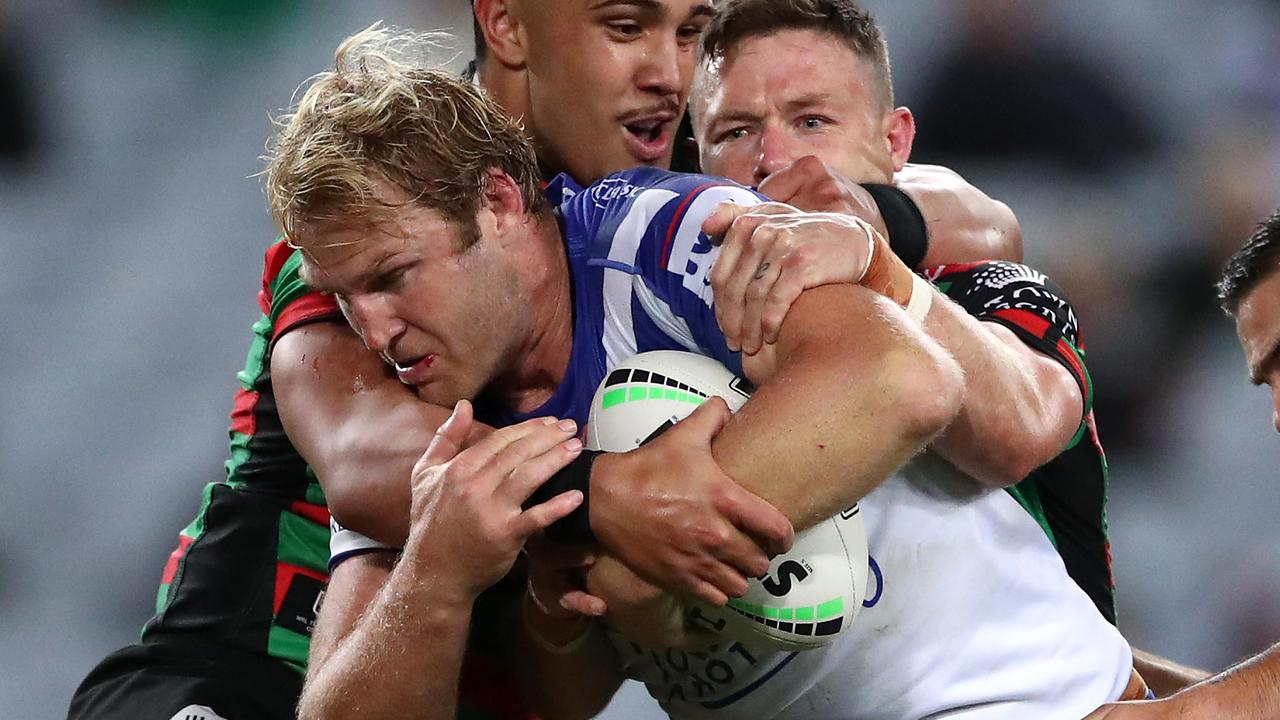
[859,229,918,307]
[523,448,600,544]
[861,183,929,269]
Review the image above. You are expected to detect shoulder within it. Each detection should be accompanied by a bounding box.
[925,260,1079,342]
[259,238,342,346]
[563,168,765,264]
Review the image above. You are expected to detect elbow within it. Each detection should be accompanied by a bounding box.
[992,200,1024,263]
[897,345,965,445]
[969,414,1074,489]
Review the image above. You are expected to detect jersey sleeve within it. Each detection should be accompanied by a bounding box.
[260,241,342,347]
[328,516,398,572]
[928,260,1093,413]
[620,177,770,374]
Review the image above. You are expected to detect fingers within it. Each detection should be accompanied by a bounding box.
[560,590,608,617]
[693,560,752,605]
[671,396,732,444]
[489,421,582,502]
[514,489,584,540]
[756,156,826,205]
[759,260,807,345]
[701,200,757,242]
[686,578,730,608]
[415,399,474,471]
[738,244,786,355]
[715,484,795,557]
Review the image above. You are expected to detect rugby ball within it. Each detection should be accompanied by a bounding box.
[586,350,869,651]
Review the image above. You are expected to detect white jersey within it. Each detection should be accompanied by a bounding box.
[612,452,1132,719]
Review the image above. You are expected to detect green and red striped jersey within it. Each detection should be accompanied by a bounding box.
[927,260,1116,625]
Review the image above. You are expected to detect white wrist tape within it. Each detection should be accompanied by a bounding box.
[906,273,934,324]
[853,223,876,285]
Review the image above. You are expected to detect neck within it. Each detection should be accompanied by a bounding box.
[490,212,574,414]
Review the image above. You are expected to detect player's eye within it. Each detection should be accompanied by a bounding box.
[677,22,705,45]
[606,20,643,39]
[715,127,751,144]
[798,116,831,131]
[370,264,413,293]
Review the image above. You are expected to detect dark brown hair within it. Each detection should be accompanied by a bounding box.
[700,0,894,108]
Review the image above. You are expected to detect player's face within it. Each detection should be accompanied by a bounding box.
[522,0,712,183]
[1234,270,1280,433]
[298,204,528,407]
[695,29,908,186]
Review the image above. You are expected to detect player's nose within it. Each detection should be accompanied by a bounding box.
[754,124,796,185]
[346,295,404,354]
[636,33,682,98]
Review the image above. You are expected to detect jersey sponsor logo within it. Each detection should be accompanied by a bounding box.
[168,705,229,720]
[590,177,646,208]
[275,572,325,636]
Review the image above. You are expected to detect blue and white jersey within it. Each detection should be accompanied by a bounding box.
[476,167,764,430]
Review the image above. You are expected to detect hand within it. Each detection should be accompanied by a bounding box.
[525,535,607,620]
[586,555,718,651]
[703,199,881,355]
[758,156,884,223]
[589,398,794,607]
[404,401,585,603]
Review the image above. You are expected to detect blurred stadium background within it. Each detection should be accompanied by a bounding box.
[2,0,1278,717]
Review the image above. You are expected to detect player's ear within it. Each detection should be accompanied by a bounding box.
[479,168,528,234]
[474,0,530,69]
[885,106,916,172]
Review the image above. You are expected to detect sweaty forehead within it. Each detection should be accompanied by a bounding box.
[702,30,872,113]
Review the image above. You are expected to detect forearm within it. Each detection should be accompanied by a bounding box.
[893,163,1022,266]
[300,553,474,720]
[514,594,625,719]
[923,294,1083,487]
[1133,647,1211,697]
[274,322,489,546]
[1168,644,1280,719]
[731,285,962,529]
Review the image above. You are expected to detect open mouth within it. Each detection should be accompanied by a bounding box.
[621,117,674,162]
[625,118,666,144]
[393,354,435,384]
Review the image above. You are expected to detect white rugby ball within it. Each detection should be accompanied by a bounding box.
[586,350,869,651]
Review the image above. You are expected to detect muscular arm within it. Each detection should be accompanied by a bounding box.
[272,321,488,546]
[922,292,1083,487]
[1087,644,1280,720]
[1132,647,1212,697]
[299,552,473,720]
[893,163,1022,266]
[730,285,962,526]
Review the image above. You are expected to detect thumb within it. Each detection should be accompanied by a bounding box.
[417,399,473,471]
[678,396,733,442]
[701,201,756,244]
[756,163,805,205]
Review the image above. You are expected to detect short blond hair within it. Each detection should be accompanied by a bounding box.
[264,23,544,249]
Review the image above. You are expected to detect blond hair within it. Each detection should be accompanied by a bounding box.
[264,23,544,249]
